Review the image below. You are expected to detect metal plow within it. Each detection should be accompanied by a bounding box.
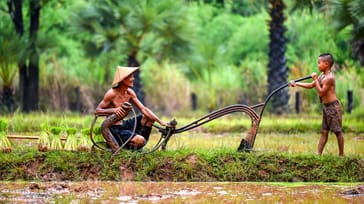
[90,76,311,154]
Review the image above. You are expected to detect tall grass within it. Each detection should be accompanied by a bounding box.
[141,60,192,116]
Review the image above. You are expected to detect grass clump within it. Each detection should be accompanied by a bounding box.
[0,119,12,153]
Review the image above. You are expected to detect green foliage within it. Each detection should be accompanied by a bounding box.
[191,64,246,110]
[50,127,62,135]
[0,119,7,132]
[66,127,78,135]
[0,0,363,114]
[226,12,269,64]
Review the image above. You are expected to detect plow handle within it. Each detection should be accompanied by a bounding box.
[293,75,312,83]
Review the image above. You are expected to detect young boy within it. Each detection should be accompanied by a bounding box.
[289,53,344,156]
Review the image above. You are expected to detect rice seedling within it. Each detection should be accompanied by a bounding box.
[50,126,63,150]
[91,126,105,143]
[0,119,12,153]
[78,128,92,152]
[38,131,51,152]
[38,122,51,152]
[64,127,79,151]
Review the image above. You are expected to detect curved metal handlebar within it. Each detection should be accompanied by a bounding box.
[264,75,312,106]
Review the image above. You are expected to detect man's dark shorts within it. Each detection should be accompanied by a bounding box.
[322,100,343,133]
[109,115,151,149]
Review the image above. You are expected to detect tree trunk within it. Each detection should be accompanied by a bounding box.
[352,39,364,66]
[1,86,15,112]
[267,0,289,114]
[26,0,41,111]
[128,53,145,103]
[7,0,41,112]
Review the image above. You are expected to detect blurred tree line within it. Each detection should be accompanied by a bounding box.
[0,0,363,115]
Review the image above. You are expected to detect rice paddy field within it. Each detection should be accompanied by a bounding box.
[1,111,363,156]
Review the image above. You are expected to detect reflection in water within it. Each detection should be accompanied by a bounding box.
[0,182,363,203]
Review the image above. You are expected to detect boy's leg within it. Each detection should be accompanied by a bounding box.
[335,131,344,156]
[317,130,328,155]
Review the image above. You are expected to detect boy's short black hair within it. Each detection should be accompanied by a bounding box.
[319,53,334,67]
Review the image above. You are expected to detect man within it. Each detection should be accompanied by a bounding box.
[95,66,168,152]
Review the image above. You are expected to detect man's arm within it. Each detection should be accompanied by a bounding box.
[129,90,168,126]
[94,90,119,116]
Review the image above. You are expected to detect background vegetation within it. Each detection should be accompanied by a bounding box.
[0,0,363,116]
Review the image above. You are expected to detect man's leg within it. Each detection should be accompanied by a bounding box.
[101,114,121,152]
[335,131,344,156]
[317,130,329,155]
[128,115,154,147]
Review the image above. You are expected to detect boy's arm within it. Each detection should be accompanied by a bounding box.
[312,73,334,97]
[289,81,315,89]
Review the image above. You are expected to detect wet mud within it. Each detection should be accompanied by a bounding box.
[0,182,363,203]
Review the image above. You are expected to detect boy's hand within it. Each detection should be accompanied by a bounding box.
[311,72,318,80]
[289,80,296,87]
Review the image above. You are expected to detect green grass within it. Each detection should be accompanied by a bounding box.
[1,111,363,134]
[1,112,363,157]
[0,147,363,182]
[145,132,364,157]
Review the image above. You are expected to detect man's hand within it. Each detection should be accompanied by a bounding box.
[289,80,296,87]
[115,107,128,118]
[311,72,318,80]
[159,120,169,127]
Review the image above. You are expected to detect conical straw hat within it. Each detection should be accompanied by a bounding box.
[112,66,139,87]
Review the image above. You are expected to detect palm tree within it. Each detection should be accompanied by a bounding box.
[267,0,289,114]
[2,0,41,112]
[328,0,364,66]
[71,0,194,102]
[0,27,23,112]
[192,0,290,113]
[292,0,364,66]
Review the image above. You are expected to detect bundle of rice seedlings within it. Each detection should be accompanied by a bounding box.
[38,131,51,152]
[38,122,51,152]
[92,126,105,142]
[50,126,63,150]
[0,119,12,153]
[64,127,79,151]
[77,128,92,152]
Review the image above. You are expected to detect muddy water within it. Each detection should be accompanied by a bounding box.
[1,182,363,203]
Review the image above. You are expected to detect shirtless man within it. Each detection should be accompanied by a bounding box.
[95,66,168,152]
[289,53,344,156]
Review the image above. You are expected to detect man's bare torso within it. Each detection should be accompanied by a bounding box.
[109,89,132,108]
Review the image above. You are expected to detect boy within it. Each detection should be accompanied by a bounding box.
[289,53,344,156]
[95,66,168,152]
